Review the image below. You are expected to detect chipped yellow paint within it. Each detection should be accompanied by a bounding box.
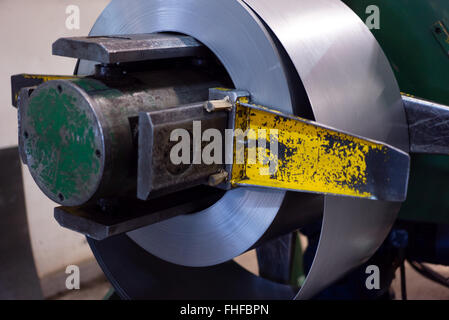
[400,92,415,98]
[231,102,388,199]
[23,74,77,82]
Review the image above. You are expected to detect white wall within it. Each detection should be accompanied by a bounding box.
[0,0,110,278]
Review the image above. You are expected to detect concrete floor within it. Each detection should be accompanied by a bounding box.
[391,262,449,300]
[53,250,449,300]
[52,278,111,300]
[236,251,449,300]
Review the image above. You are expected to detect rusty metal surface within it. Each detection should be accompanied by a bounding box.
[137,102,227,200]
[19,67,222,206]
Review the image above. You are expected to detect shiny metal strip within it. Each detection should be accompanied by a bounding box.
[244,0,409,299]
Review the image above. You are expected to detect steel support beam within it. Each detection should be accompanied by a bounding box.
[52,33,208,63]
[403,94,449,155]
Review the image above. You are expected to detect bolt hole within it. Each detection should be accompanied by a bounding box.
[23,131,29,139]
[58,193,64,202]
[95,149,101,158]
[435,27,442,34]
[57,85,63,94]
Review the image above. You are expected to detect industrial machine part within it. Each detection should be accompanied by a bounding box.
[342,0,449,227]
[9,0,449,299]
[18,70,224,206]
[292,0,449,300]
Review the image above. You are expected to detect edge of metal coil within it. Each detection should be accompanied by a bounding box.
[77,0,410,300]
[243,0,409,299]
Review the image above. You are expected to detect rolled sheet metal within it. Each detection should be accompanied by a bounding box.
[78,0,293,268]
[243,0,409,299]
[79,0,410,299]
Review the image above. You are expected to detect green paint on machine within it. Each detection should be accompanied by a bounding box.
[25,86,100,202]
[343,0,449,224]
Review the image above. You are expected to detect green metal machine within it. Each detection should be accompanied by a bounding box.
[344,0,449,224]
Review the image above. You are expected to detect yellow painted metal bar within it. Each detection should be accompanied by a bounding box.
[21,74,77,82]
[231,101,410,202]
